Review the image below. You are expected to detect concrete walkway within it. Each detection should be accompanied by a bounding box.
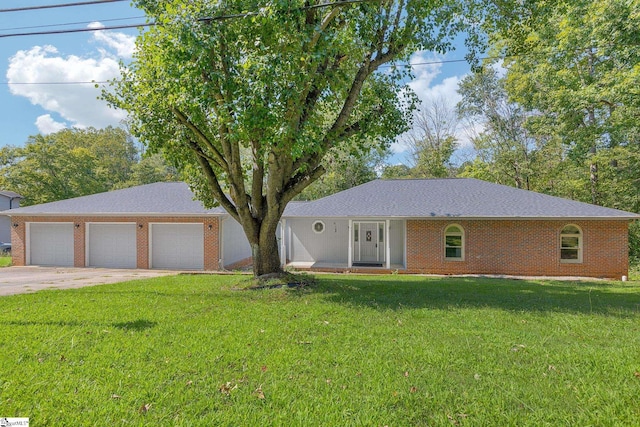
[0,266,177,296]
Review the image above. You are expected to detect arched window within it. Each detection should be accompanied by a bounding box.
[560,224,582,263]
[444,224,464,261]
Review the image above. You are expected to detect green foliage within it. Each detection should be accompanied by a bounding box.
[381,163,413,179]
[0,127,137,205]
[112,153,179,190]
[457,67,539,190]
[297,144,388,200]
[0,256,11,267]
[0,128,178,206]
[1,274,640,425]
[497,0,640,205]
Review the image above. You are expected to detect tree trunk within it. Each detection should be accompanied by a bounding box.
[250,219,283,277]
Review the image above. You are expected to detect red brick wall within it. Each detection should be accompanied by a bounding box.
[10,216,220,270]
[406,219,629,279]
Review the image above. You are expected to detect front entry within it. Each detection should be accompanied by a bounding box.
[353,221,385,265]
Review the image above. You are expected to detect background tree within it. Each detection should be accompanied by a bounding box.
[407,97,458,178]
[107,0,502,277]
[297,144,387,200]
[497,0,640,204]
[457,67,539,190]
[381,163,413,179]
[0,127,177,205]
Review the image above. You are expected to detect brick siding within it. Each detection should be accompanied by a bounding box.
[11,216,220,270]
[406,219,629,279]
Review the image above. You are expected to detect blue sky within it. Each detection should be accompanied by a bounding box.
[1,1,472,163]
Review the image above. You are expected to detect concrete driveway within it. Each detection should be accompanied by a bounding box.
[0,266,177,296]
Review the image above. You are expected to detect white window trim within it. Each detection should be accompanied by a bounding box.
[444,224,465,261]
[560,224,583,264]
[312,220,325,234]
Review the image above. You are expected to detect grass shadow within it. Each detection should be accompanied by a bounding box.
[303,275,640,317]
[112,319,157,331]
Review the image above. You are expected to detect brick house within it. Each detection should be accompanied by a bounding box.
[7,178,638,279]
[281,179,638,279]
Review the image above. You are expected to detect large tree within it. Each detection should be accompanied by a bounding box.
[497,0,640,204]
[107,0,511,276]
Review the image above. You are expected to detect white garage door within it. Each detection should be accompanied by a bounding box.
[87,223,137,268]
[29,223,74,266]
[151,223,204,270]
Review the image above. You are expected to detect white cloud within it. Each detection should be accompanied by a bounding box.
[6,44,127,129]
[89,21,136,58]
[35,114,67,134]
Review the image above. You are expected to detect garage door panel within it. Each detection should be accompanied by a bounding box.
[151,224,204,270]
[29,223,74,266]
[88,223,137,268]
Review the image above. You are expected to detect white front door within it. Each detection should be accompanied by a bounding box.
[353,221,385,264]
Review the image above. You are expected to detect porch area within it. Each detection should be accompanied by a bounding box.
[286,261,405,274]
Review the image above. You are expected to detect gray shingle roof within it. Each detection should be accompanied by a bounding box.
[0,191,23,199]
[7,182,226,216]
[7,178,638,219]
[283,178,639,219]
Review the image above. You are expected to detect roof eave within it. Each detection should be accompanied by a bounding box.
[7,212,225,217]
[281,214,639,220]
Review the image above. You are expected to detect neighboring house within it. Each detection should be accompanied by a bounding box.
[281,179,638,279]
[0,190,23,243]
[7,179,639,279]
[7,182,251,270]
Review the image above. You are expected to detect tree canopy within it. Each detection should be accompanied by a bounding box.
[0,127,177,206]
[107,0,506,276]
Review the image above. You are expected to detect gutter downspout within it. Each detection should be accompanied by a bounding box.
[9,196,22,210]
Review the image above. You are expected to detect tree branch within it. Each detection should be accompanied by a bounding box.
[171,107,228,171]
[184,137,239,221]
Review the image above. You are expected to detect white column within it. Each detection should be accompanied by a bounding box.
[385,219,391,269]
[348,219,353,268]
[280,219,286,267]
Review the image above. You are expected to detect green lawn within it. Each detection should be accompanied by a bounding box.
[1,274,639,425]
[0,255,11,267]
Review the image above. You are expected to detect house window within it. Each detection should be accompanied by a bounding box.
[312,220,325,234]
[560,224,582,263]
[444,224,464,261]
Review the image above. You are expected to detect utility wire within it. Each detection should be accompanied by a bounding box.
[0,0,129,13]
[0,0,372,38]
[0,15,145,32]
[0,22,149,38]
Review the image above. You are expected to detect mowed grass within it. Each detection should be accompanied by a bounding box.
[1,274,640,426]
[0,255,11,267]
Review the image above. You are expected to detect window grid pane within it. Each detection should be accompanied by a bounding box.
[444,225,463,260]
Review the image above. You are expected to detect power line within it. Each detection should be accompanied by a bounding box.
[0,0,372,38]
[0,22,149,38]
[0,0,129,13]
[0,15,145,32]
